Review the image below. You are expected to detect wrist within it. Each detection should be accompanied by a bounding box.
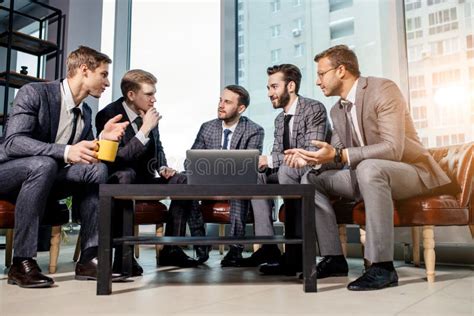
[333,147,343,163]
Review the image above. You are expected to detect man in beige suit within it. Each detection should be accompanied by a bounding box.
[284,45,450,291]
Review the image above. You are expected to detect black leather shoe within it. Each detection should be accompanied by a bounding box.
[195,245,211,264]
[316,256,349,279]
[112,257,144,277]
[8,259,54,288]
[234,245,281,267]
[75,257,127,281]
[259,261,299,276]
[220,246,243,267]
[158,247,199,267]
[347,265,398,291]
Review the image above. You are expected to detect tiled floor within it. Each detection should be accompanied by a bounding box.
[1,241,473,316]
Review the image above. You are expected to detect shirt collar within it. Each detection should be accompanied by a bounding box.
[222,119,238,133]
[345,79,359,105]
[285,96,298,116]
[62,79,83,113]
[122,100,139,122]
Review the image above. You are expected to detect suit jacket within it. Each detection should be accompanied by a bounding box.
[329,76,450,190]
[0,80,94,163]
[191,116,264,152]
[271,96,331,169]
[95,97,167,180]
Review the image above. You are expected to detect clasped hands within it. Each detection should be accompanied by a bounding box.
[284,140,336,168]
[67,114,129,164]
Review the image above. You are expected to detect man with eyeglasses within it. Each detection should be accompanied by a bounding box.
[96,69,200,273]
[284,45,450,290]
[237,64,331,276]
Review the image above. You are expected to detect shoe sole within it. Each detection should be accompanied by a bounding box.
[317,272,349,279]
[7,278,54,288]
[347,281,398,291]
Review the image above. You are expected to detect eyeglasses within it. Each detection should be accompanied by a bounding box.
[317,68,336,79]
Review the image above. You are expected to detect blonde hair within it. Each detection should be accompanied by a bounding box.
[121,69,157,101]
[66,46,112,78]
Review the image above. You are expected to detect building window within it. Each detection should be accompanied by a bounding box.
[271,25,281,38]
[330,19,354,40]
[237,0,244,11]
[293,0,302,7]
[428,8,458,35]
[432,69,461,88]
[427,0,448,6]
[271,0,281,13]
[294,43,305,57]
[293,17,304,30]
[271,49,281,63]
[412,106,428,129]
[467,35,474,59]
[329,0,353,12]
[407,44,424,62]
[406,16,423,40]
[409,75,426,99]
[405,0,421,11]
[429,38,459,57]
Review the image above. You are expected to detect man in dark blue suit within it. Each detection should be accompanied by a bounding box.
[96,69,199,272]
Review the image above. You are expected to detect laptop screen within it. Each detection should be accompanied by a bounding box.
[185,149,259,185]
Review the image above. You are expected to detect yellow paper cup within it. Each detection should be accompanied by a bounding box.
[97,139,119,162]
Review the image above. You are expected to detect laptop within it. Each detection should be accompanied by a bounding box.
[186,149,259,185]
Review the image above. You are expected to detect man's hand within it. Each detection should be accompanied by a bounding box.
[258,155,268,171]
[102,114,129,141]
[67,140,99,164]
[159,167,176,180]
[283,140,336,168]
[139,108,161,136]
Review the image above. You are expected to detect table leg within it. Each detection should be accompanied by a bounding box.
[97,195,113,295]
[302,194,317,292]
[121,200,134,276]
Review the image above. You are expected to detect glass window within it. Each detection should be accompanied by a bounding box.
[237,1,405,152]
[405,0,422,11]
[271,25,281,38]
[329,0,353,12]
[130,0,221,168]
[405,2,472,147]
[271,0,281,13]
[330,19,354,39]
[271,49,281,63]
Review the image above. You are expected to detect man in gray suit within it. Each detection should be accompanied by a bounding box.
[188,85,265,266]
[240,64,331,274]
[96,69,199,270]
[284,45,450,290]
[0,46,129,288]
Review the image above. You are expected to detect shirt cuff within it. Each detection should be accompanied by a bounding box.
[346,150,351,166]
[135,131,150,145]
[266,155,274,169]
[64,145,71,163]
[312,164,322,170]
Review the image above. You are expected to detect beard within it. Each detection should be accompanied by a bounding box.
[272,86,291,109]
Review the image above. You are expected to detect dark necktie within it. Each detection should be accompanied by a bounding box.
[340,100,360,147]
[67,107,81,145]
[222,129,232,150]
[283,114,293,150]
[134,116,143,131]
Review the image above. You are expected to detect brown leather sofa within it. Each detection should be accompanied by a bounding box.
[280,142,473,282]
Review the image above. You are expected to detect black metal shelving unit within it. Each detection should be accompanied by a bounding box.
[0,0,62,132]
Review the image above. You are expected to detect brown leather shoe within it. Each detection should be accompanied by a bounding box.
[8,259,54,288]
[75,257,127,281]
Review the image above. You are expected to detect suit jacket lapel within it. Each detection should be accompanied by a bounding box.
[354,77,367,144]
[47,80,62,142]
[212,119,223,148]
[230,117,245,149]
[291,97,304,148]
[116,100,136,144]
